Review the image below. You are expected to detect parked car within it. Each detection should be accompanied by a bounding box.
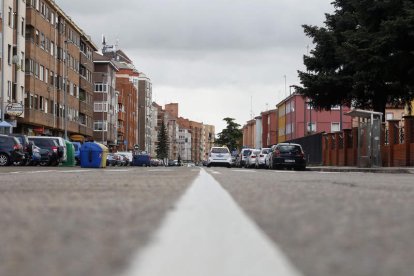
[27,137,61,166]
[133,154,151,167]
[0,135,25,166]
[106,153,119,166]
[269,143,306,170]
[255,148,270,169]
[117,151,133,166]
[118,154,129,166]
[207,146,232,168]
[235,148,252,168]
[244,149,261,168]
[28,145,51,166]
[28,136,67,163]
[265,145,278,168]
[9,134,33,165]
[150,158,161,167]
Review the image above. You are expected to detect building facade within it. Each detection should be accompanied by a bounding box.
[18,0,97,139]
[92,52,118,146]
[0,0,26,131]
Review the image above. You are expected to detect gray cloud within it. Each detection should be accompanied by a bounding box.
[56,0,333,131]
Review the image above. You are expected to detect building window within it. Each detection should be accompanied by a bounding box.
[21,17,25,36]
[307,122,316,133]
[8,7,12,27]
[39,65,44,81]
[7,45,11,65]
[94,121,107,131]
[386,113,394,121]
[94,83,108,93]
[331,122,340,132]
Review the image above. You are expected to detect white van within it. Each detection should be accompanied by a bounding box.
[28,136,67,162]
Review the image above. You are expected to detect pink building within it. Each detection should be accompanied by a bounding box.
[277,93,352,142]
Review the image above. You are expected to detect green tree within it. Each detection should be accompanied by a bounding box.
[296,0,414,115]
[156,121,169,159]
[216,117,243,151]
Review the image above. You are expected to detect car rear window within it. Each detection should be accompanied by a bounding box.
[262,149,269,154]
[211,148,229,154]
[279,145,302,153]
[243,150,251,156]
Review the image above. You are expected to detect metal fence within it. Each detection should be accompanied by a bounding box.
[285,132,323,165]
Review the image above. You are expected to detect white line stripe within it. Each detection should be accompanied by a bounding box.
[123,169,303,276]
[231,169,257,173]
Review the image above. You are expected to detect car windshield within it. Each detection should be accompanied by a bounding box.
[279,145,302,153]
[211,148,229,154]
[243,150,251,156]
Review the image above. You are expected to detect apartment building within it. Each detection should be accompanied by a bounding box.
[137,72,152,153]
[261,109,278,148]
[92,52,118,146]
[17,0,97,139]
[277,93,352,142]
[0,0,26,132]
[114,62,137,151]
[202,124,215,161]
[103,45,153,153]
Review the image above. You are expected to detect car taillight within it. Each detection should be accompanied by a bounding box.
[274,150,280,157]
[52,146,58,153]
[298,151,305,158]
[13,144,22,150]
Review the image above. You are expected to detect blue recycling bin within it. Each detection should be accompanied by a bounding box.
[80,142,104,168]
[133,154,151,167]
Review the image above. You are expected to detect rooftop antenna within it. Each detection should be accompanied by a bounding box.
[250,95,253,119]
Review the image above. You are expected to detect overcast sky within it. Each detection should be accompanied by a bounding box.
[56,0,333,133]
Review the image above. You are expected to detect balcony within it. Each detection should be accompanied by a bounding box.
[118,112,126,122]
[117,126,125,135]
[80,101,93,117]
[18,109,56,129]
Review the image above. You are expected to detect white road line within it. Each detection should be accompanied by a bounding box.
[59,169,94,173]
[231,169,257,173]
[147,169,173,172]
[211,170,221,174]
[123,169,303,276]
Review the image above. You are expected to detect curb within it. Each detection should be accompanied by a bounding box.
[307,167,414,174]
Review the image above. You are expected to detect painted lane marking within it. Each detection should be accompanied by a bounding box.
[231,169,257,173]
[123,169,303,276]
[147,169,173,172]
[59,170,94,173]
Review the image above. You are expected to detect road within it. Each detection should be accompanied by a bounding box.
[0,166,413,276]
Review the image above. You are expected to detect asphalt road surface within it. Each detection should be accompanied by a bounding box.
[0,166,413,276]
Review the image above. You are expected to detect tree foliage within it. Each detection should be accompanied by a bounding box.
[297,0,414,115]
[156,120,169,159]
[215,118,243,151]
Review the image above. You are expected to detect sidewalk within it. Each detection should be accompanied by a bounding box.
[307,166,414,174]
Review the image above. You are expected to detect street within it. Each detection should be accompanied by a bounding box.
[0,166,413,276]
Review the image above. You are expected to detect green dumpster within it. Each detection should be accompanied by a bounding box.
[96,143,109,168]
[62,141,76,167]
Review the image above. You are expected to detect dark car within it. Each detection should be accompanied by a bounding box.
[9,134,34,165]
[28,137,61,166]
[269,143,306,171]
[0,134,25,166]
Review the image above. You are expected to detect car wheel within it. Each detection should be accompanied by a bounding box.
[0,153,10,166]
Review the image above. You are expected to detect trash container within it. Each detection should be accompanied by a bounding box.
[80,142,104,168]
[96,143,108,168]
[133,154,151,167]
[62,141,76,167]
